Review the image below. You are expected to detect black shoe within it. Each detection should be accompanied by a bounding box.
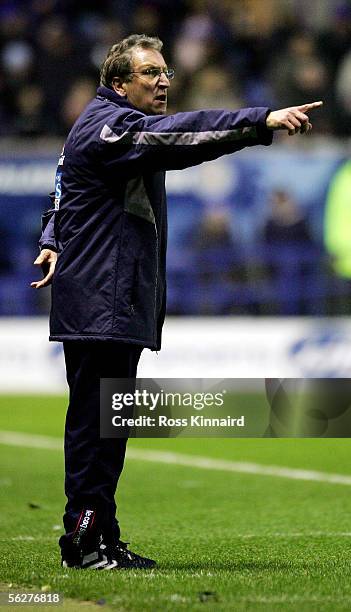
[104,540,157,569]
[62,545,117,570]
[62,540,156,570]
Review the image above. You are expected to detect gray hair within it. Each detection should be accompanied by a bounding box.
[100,34,163,87]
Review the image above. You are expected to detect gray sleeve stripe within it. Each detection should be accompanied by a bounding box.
[100,124,258,145]
[100,124,134,144]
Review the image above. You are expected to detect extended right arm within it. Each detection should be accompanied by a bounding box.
[98,101,323,174]
[99,106,273,173]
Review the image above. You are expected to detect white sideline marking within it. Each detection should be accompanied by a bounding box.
[6,532,351,542]
[126,447,351,487]
[1,536,56,542]
[0,478,12,486]
[0,431,62,450]
[1,430,351,487]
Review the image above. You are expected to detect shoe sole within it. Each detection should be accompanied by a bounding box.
[62,558,156,570]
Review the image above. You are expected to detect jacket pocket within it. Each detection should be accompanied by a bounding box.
[113,253,140,327]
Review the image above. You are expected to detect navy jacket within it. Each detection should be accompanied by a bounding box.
[40,85,273,349]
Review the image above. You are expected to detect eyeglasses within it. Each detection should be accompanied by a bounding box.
[128,67,175,81]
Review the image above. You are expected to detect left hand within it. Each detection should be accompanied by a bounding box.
[31,248,57,289]
[266,101,323,135]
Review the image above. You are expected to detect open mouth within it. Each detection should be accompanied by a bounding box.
[154,94,167,103]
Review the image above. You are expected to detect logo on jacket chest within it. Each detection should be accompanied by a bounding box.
[54,172,62,209]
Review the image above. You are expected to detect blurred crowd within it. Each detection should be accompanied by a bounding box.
[167,190,335,317]
[1,0,351,138]
[1,0,350,318]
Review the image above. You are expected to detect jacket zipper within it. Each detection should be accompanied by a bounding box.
[153,223,159,346]
[130,259,139,315]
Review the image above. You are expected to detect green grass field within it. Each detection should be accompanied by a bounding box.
[1,395,351,611]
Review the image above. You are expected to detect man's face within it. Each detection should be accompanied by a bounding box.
[113,47,170,115]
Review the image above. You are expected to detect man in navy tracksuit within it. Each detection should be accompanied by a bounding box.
[32,33,322,569]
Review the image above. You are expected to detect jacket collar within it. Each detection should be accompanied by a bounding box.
[96,85,140,111]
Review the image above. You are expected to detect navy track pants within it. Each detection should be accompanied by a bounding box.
[60,341,142,552]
